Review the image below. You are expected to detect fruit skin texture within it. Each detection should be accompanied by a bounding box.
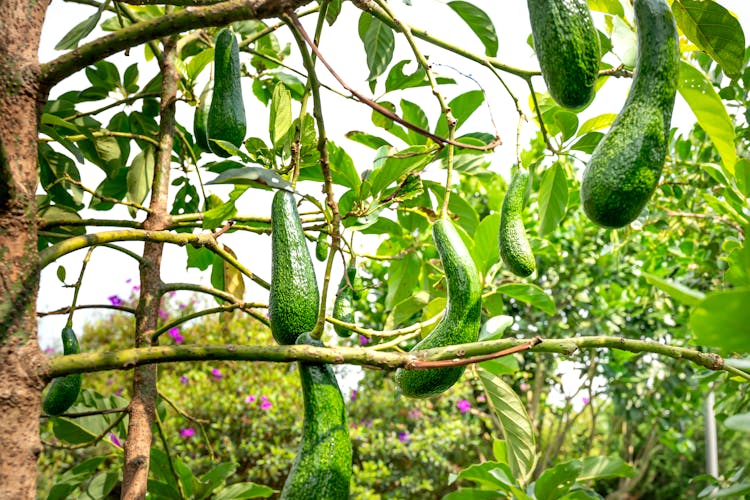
[499,171,536,278]
[207,29,246,157]
[42,327,82,416]
[193,82,212,152]
[580,0,679,228]
[332,271,355,338]
[395,219,482,399]
[527,0,600,109]
[280,333,352,500]
[269,190,320,345]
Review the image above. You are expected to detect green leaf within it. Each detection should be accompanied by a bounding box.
[497,283,556,315]
[359,13,395,82]
[480,355,520,376]
[724,412,750,432]
[126,146,155,217]
[210,246,245,302]
[690,288,750,353]
[185,48,214,83]
[538,163,568,236]
[578,456,636,481]
[554,110,578,142]
[534,460,582,500]
[678,62,737,174]
[401,99,430,145]
[472,213,500,276]
[735,159,750,197]
[477,368,537,483]
[82,471,118,499]
[577,113,617,135]
[56,265,67,283]
[213,482,275,499]
[346,130,391,150]
[436,90,485,137]
[452,461,516,491]
[443,489,504,500]
[673,0,745,79]
[186,245,214,271]
[47,457,106,500]
[207,166,290,191]
[197,462,238,499]
[269,82,292,149]
[386,291,430,329]
[726,239,750,287]
[447,1,498,57]
[385,60,429,92]
[328,141,361,190]
[479,315,514,341]
[385,252,421,311]
[588,0,623,16]
[55,1,106,50]
[325,0,342,25]
[367,145,435,198]
[643,273,705,306]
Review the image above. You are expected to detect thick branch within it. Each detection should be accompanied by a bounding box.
[46,336,730,380]
[40,0,314,88]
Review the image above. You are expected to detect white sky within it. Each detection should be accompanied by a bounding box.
[35,0,750,350]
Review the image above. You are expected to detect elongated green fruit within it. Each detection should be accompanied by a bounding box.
[280,333,352,499]
[269,190,320,345]
[42,327,82,416]
[395,219,482,398]
[580,0,679,228]
[348,265,364,300]
[499,171,536,277]
[332,272,355,338]
[315,232,328,262]
[193,82,212,152]
[207,29,246,157]
[527,0,600,109]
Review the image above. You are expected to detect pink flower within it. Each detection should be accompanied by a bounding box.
[582,396,590,405]
[398,431,410,443]
[108,295,123,306]
[211,368,222,381]
[109,433,122,447]
[261,400,272,410]
[359,335,369,346]
[457,399,471,414]
[476,394,486,402]
[245,395,256,403]
[519,383,530,392]
[180,375,189,385]
[350,389,358,401]
[180,428,195,439]
[407,408,422,420]
[158,309,168,319]
[168,327,184,344]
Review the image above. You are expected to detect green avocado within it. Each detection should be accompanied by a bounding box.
[268,190,320,345]
[580,0,679,228]
[395,219,482,398]
[42,327,82,416]
[193,82,212,152]
[315,232,329,262]
[527,0,600,109]
[280,333,352,499]
[332,271,355,338]
[499,170,536,277]
[207,29,246,157]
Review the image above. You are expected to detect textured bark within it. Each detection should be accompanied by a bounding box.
[121,35,178,500]
[0,0,51,497]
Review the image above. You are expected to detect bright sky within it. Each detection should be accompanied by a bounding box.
[35,0,750,352]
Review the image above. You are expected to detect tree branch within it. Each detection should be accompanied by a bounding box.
[46,336,732,380]
[40,0,315,88]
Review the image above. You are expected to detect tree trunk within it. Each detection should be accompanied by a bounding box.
[121,35,178,499]
[0,0,51,496]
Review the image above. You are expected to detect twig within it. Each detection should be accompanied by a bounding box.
[285,12,500,152]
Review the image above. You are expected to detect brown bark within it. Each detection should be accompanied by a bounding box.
[120,34,178,499]
[0,0,51,497]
